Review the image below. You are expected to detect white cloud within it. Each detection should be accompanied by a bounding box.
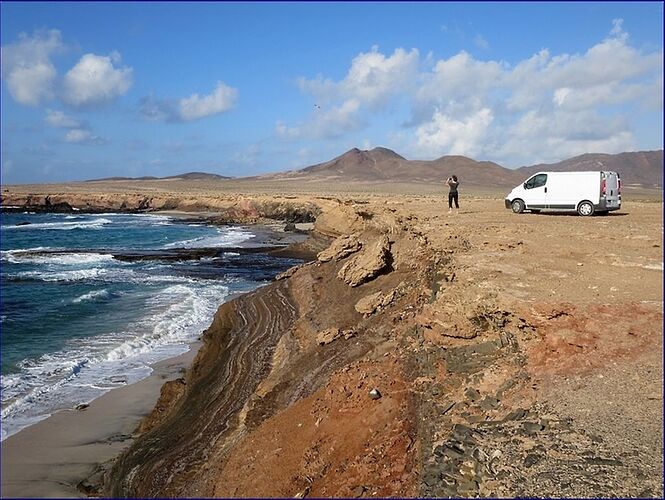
[610,18,625,38]
[1,29,63,106]
[178,81,238,121]
[139,82,237,122]
[299,47,419,108]
[45,109,107,145]
[340,47,419,106]
[45,109,81,128]
[504,25,662,112]
[282,47,418,139]
[65,128,106,145]
[280,21,661,164]
[415,107,494,158]
[552,81,658,110]
[474,35,489,50]
[411,51,503,125]
[276,99,362,140]
[495,109,636,165]
[63,52,133,106]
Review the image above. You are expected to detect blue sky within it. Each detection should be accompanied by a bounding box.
[1,1,663,183]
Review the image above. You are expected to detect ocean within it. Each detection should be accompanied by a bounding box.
[0,212,300,440]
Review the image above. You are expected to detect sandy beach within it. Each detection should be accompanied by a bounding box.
[0,212,308,498]
[1,185,662,498]
[1,343,199,497]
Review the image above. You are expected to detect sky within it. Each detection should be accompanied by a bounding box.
[1,1,663,184]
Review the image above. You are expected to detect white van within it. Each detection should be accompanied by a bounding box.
[505,171,621,216]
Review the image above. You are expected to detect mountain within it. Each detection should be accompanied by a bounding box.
[517,150,663,187]
[84,149,662,188]
[267,147,663,188]
[300,147,406,181]
[267,147,524,187]
[163,172,232,181]
[86,172,232,182]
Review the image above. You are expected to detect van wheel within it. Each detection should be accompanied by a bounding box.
[511,199,525,214]
[577,201,595,216]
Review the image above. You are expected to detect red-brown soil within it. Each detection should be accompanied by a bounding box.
[1,185,661,498]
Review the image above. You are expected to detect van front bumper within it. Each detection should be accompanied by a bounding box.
[504,199,511,209]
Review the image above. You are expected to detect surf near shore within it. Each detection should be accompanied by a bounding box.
[1,188,662,498]
[1,344,200,497]
[0,206,314,497]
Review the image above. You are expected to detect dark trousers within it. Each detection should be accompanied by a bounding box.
[448,192,459,209]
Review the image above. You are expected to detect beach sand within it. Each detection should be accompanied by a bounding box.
[1,344,199,498]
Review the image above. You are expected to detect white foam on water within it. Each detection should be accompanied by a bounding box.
[13,267,114,282]
[3,217,113,230]
[1,282,231,441]
[7,265,216,285]
[72,289,110,303]
[164,226,254,249]
[3,251,115,265]
[92,213,174,225]
[1,247,57,261]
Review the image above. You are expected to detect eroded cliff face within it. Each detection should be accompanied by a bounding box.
[1,191,323,224]
[105,201,432,497]
[42,192,659,498]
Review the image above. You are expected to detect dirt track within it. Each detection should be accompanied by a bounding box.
[2,187,662,497]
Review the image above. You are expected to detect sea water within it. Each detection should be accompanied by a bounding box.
[0,212,299,440]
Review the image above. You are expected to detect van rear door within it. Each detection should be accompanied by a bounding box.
[602,171,621,210]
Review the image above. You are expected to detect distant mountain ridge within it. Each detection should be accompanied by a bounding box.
[85,149,663,188]
[517,150,663,187]
[266,147,663,188]
[86,171,232,182]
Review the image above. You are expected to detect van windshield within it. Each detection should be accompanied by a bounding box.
[525,174,547,189]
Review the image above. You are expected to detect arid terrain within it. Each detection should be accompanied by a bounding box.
[1,181,662,498]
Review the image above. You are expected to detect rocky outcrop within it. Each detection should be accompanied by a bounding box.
[137,378,187,434]
[316,328,342,345]
[317,233,362,262]
[1,192,322,224]
[337,234,391,287]
[275,262,311,280]
[416,289,507,341]
[354,289,396,316]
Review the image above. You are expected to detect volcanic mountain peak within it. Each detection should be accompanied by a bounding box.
[336,146,405,162]
[367,146,406,160]
[262,146,662,188]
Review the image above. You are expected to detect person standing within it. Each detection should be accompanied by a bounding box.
[446,175,459,214]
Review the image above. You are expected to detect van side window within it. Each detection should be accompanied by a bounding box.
[525,174,547,189]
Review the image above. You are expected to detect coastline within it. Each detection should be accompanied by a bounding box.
[1,193,662,497]
[0,213,311,498]
[1,343,200,498]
